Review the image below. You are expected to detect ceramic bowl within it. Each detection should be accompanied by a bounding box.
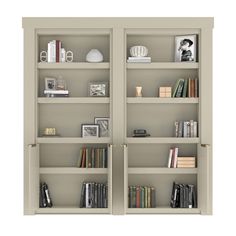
[86,49,104,62]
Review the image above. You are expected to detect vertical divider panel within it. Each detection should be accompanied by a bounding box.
[123,144,128,212]
[111,28,126,214]
[108,144,113,213]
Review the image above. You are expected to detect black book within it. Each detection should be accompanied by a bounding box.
[80,182,86,208]
[39,182,47,208]
[170,182,179,208]
[179,184,185,208]
[151,187,156,208]
[43,183,53,207]
[97,183,101,208]
[193,185,197,208]
[94,183,98,208]
[183,185,189,208]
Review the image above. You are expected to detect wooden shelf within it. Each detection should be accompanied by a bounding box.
[126,62,199,69]
[36,207,110,214]
[37,137,111,144]
[40,167,108,174]
[126,137,200,144]
[128,167,197,174]
[38,97,110,104]
[126,207,200,214]
[127,97,199,104]
[37,62,110,69]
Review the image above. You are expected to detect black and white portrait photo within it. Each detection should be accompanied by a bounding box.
[95,117,110,137]
[175,35,197,62]
[45,77,56,90]
[81,124,99,138]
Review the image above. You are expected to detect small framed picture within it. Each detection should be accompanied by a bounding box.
[45,77,57,90]
[81,124,100,138]
[175,35,197,62]
[88,82,108,97]
[95,117,110,137]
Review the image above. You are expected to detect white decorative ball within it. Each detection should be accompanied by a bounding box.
[86,49,104,62]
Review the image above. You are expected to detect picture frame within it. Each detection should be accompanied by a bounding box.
[175,35,197,62]
[88,81,108,97]
[81,124,100,138]
[95,117,110,137]
[45,77,57,90]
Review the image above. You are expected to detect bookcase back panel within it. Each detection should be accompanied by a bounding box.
[127,69,198,97]
[128,144,197,167]
[38,69,110,97]
[128,174,197,207]
[40,174,107,207]
[38,104,109,137]
[38,35,110,62]
[40,144,107,167]
[127,104,198,137]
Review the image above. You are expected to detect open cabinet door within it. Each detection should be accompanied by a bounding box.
[198,144,212,214]
[24,144,39,214]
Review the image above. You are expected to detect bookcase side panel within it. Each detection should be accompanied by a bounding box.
[24,26,38,215]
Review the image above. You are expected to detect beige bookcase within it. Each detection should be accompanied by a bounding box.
[23,17,213,215]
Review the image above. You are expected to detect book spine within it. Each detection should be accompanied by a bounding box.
[145,186,148,208]
[80,182,86,208]
[183,121,188,137]
[94,183,98,208]
[190,120,194,137]
[86,148,88,168]
[173,147,178,168]
[175,121,179,137]
[175,79,184,97]
[136,186,140,208]
[56,40,60,63]
[195,78,198,97]
[193,121,198,137]
[151,187,156,208]
[188,78,191,97]
[178,121,183,137]
[167,148,173,168]
[182,79,188,97]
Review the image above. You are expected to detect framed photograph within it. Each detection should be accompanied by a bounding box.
[81,124,100,138]
[45,77,57,90]
[95,117,110,137]
[175,35,197,62]
[88,81,108,97]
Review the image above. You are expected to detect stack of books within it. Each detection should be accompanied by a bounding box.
[172,78,198,97]
[80,182,108,208]
[174,120,198,137]
[128,185,156,208]
[167,147,196,168]
[77,147,107,168]
[39,182,53,208]
[170,182,197,208]
[47,40,66,63]
[44,90,69,97]
[177,157,196,168]
[127,57,151,63]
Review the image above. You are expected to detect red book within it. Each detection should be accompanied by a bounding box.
[136,186,140,208]
[56,40,60,63]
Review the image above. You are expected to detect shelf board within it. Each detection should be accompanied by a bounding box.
[126,137,199,144]
[126,62,199,69]
[36,207,110,214]
[127,97,199,104]
[40,167,108,174]
[37,62,110,69]
[126,207,200,214]
[128,167,197,174]
[38,97,110,104]
[37,137,111,144]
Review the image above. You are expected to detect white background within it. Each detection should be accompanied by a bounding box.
[0,0,235,235]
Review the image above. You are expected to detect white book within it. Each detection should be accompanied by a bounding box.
[167,148,173,168]
[190,120,194,137]
[51,40,56,63]
[193,121,198,137]
[173,147,178,168]
[128,57,151,60]
[127,58,151,63]
[60,48,66,62]
[44,90,69,94]
[85,183,89,208]
[47,41,52,62]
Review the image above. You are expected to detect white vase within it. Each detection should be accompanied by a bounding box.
[86,49,104,62]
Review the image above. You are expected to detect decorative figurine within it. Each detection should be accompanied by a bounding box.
[66,51,73,62]
[40,51,47,62]
[135,86,143,97]
[86,49,104,62]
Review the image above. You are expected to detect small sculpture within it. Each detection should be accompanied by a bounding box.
[66,51,73,62]
[135,86,143,97]
[40,51,47,62]
[86,49,104,62]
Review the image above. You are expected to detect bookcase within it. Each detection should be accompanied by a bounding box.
[23,17,213,215]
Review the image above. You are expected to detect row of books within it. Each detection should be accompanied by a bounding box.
[44,89,69,97]
[47,40,66,63]
[170,182,197,208]
[175,120,198,137]
[80,182,108,208]
[39,182,53,208]
[127,57,151,63]
[167,147,196,168]
[172,78,198,97]
[77,147,107,168]
[128,185,156,208]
